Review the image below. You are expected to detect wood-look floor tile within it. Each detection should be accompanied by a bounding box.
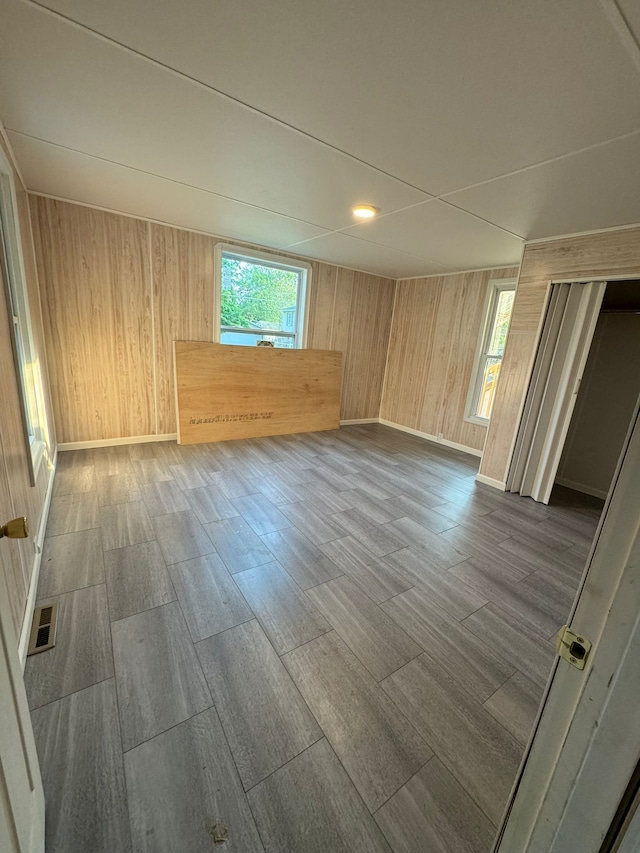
[38,528,104,598]
[203,516,274,573]
[52,466,96,497]
[382,588,514,702]
[249,475,306,506]
[247,739,392,853]
[168,462,214,490]
[184,484,240,523]
[331,508,406,557]
[25,585,114,709]
[104,540,175,621]
[463,602,556,688]
[234,562,331,654]
[307,576,421,681]
[112,602,212,751]
[46,492,99,536]
[31,680,131,853]
[284,632,432,811]
[382,654,523,826]
[319,535,411,603]
[383,548,488,620]
[152,510,214,565]
[168,552,253,641]
[382,495,458,533]
[99,501,155,551]
[260,526,342,589]
[96,472,142,506]
[209,470,258,499]
[383,517,469,568]
[303,465,354,492]
[231,493,291,535]
[484,671,544,745]
[141,480,191,517]
[125,708,264,853]
[277,500,346,545]
[341,488,404,524]
[131,457,174,484]
[451,558,567,640]
[375,757,497,853]
[92,447,133,477]
[196,620,321,790]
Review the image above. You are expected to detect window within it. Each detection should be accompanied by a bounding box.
[215,245,309,349]
[465,279,516,424]
[0,149,47,482]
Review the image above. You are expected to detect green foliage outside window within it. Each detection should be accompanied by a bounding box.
[221,256,299,330]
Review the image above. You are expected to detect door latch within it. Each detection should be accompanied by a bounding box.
[556,625,592,670]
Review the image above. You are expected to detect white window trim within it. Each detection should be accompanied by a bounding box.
[0,147,45,484]
[213,243,311,349]
[464,278,517,426]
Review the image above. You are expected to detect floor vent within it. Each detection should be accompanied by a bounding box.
[27,603,58,656]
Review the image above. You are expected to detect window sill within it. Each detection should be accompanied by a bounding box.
[464,415,490,427]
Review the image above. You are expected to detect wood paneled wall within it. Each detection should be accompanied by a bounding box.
[479,228,640,484]
[381,267,519,452]
[0,133,55,641]
[30,197,395,442]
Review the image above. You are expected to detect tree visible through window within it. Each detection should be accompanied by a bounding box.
[467,281,516,422]
[219,249,307,348]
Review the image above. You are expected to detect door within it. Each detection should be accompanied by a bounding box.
[496,396,640,851]
[507,281,606,503]
[0,426,45,853]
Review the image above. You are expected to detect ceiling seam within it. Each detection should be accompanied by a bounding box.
[20,0,640,212]
[20,0,434,199]
[6,129,333,232]
[436,127,640,200]
[26,190,431,280]
[598,0,640,75]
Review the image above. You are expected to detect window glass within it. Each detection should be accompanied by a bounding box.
[219,251,306,349]
[467,282,516,422]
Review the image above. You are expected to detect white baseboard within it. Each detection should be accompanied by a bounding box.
[475,473,507,491]
[340,418,380,425]
[58,433,177,451]
[555,476,608,500]
[19,448,57,668]
[378,419,483,458]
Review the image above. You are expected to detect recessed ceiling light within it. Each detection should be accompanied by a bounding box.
[352,204,379,219]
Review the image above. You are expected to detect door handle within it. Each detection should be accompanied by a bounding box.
[0,516,29,539]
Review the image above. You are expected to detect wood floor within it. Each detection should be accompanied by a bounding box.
[26,424,601,853]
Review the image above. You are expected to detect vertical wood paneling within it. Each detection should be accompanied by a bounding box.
[31,197,154,442]
[306,261,336,350]
[480,228,640,483]
[151,225,215,435]
[382,267,519,452]
[342,273,395,420]
[31,199,395,442]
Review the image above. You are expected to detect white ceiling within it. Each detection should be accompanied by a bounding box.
[1,0,639,278]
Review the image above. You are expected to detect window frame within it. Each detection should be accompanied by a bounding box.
[213,243,311,349]
[464,278,517,426]
[0,147,45,484]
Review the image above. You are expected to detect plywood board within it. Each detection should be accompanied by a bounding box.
[174,341,341,444]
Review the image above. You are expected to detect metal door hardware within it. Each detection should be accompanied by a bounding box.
[0,516,29,539]
[556,625,592,670]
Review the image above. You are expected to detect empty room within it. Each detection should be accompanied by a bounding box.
[2,1,640,852]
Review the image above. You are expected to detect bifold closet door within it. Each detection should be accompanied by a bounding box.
[507,281,606,504]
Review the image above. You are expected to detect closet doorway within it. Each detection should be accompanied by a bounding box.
[507,279,640,505]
